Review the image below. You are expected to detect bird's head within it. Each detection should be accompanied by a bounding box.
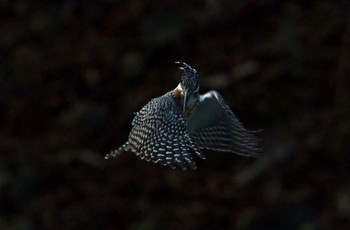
[175,61,199,112]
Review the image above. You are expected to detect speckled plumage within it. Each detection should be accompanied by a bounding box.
[105,61,262,170]
[105,92,205,170]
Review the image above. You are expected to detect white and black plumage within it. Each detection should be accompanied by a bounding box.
[105,61,262,170]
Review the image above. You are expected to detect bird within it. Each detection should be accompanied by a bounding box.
[105,61,262,170]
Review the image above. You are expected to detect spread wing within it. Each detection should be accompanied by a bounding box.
[187,90,262,157]
[105,92,205,170]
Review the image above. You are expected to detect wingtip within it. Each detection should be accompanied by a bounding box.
[104,152,115,160]
[251,129,263,134]
[105,146,127,159]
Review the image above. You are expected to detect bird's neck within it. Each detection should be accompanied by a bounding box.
[172,84,182,99]
[172,85,199,117]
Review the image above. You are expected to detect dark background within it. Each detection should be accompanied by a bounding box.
[1,1,350,229]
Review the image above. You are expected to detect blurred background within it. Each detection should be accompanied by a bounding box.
[1,1,350,229]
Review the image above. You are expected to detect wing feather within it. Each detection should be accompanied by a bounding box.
[188,90,262,157]
[106,92,203,170]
